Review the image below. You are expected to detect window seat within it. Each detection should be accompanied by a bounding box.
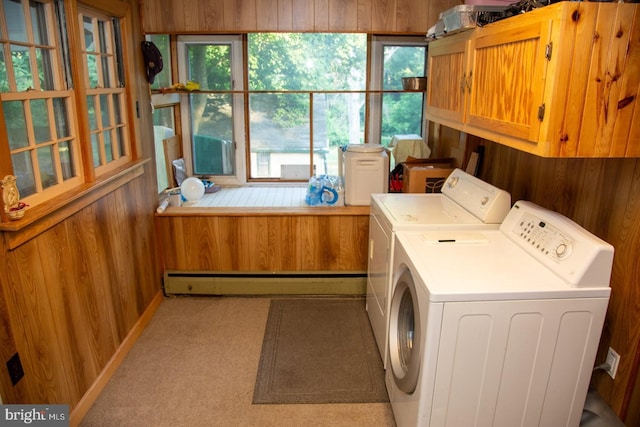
[154,185,370,272]
[157,185,370,216]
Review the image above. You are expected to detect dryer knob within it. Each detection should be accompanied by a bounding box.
[481,196,489,205]
[447,176,459,188]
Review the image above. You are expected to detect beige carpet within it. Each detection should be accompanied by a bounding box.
[253,299,388,404]
[81,296,396,427]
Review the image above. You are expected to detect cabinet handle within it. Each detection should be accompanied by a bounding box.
[467,71,473,93]
[461,73,467,92]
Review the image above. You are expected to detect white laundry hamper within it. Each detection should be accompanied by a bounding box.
[341,144,389,206]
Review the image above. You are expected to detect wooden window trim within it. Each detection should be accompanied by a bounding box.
[0,158,149,248]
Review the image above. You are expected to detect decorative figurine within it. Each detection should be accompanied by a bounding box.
[1,175,27,220]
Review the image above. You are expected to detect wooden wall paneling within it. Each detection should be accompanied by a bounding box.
[625,354,640,427]
[530,157,566,211]
[164,217,188,269]
[396,0,421,33]
[237,216,268,270]
[336,215,369,270]
[357,0,374,32]
[139,0,447,34]
[223,0,257,32]
[35,222,92,404]
[314,0,330,31]
[597,160,640,418]
[177,217,217,270]
[576,159,612,235]
[65,205,120,370]
[626,96,640,157]
[256,0,279,31]
[200,0,224,32]
[254,216,301,271]
[328,0,358,32]
[139,0,166,33]
[292,0,314,31]
[364,0,382,33]
[615,6,640,158]
[277,0,294,30]
[4,238,75,404]
[298,216,323,270]
[178,0,204,32]
[0,241,26,404]
[97,192,140,339]
[124,176,162,308]
[155,214,369,272]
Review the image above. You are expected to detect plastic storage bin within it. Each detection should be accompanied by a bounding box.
[343,144,389,206]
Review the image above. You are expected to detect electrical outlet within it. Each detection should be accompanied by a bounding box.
[605,347,620,379]
[6,352,24,385]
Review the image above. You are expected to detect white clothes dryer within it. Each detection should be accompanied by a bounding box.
[367,169,511,368]
[386,200,614,427]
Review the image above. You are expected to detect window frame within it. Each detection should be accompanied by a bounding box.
[75,3,134,178]
[0,0,84,205]
[0,0,140,215]
[176,34,246,186]
[170,33,428,185]
[368,35,429,147]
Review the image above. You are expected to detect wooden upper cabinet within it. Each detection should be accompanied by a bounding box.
[467,19,550,143]
[426,2,640,158]
[426,31,471,124]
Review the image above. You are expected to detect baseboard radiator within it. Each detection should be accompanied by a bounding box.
[163,271,367,296]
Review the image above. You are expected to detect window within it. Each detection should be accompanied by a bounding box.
[1,0,81,203]
[177,35,244,185]
[369,36,428,147]
[79,6,130,173]
[247,33,367,179]
[0,0,135,208]
[174,33,426,184]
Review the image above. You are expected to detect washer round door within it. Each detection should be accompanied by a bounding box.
[388,268,422,394]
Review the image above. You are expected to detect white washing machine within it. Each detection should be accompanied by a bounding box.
[367,168,511,368]
[386,200,614,427]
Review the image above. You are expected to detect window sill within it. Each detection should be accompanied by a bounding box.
[0,159,149,249]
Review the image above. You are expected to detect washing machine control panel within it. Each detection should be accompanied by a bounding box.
[502,200,614,287]
[515,214,573,261]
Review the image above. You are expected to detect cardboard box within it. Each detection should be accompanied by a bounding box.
[402,164,454,193]
[390,157,454,193]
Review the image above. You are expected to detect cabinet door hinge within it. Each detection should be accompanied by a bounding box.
[538,103,546,121]
[545,42,553,61]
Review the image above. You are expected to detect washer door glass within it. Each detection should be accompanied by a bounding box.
[389,268,421,394]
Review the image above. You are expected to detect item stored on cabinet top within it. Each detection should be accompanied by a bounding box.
[439,4,510,34]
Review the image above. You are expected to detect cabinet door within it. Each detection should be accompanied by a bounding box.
[426,32,471,126]
[466,20,551,142]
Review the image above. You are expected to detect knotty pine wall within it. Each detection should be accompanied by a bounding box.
[0,0,163,423]
[476,141,640,425]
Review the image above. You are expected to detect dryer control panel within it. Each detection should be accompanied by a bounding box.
[441,169,511,223]
[501,200,614,287]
